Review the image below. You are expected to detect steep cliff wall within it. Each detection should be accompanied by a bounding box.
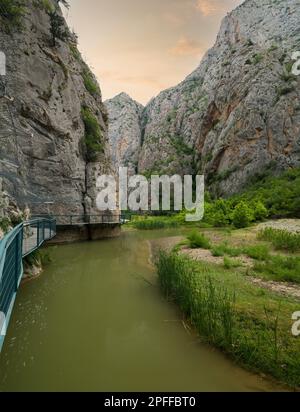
[138,0,300,194]
[0,0,112,217]
[105,93,143,173]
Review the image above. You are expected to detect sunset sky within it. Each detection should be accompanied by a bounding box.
[65,0,243,105]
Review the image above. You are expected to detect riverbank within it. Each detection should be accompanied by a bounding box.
[153,221,300,389]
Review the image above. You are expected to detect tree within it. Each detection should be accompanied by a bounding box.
[48,8,70,47]
[232,201,253,229]
[253,201,268,221]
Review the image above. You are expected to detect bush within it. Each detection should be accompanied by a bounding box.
[0,217,11,233]
[252,201,268,221]
[234,168,300,218]
[243,244,270,261]
[223,256,241,269]
[81,106,104,161]
[0,0,25,33]
[254,255,300,284]
[132,218,178,230]
[232,202,253,228]
[82,70,99,96]
[204,199,232,227]
[25,249,52,267]
[187,231,211,249]
[211,242,242,257]
[258,228,300,253]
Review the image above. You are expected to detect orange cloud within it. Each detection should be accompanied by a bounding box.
[163,12,185,27]
[100,71,164,88]
[169,36,204,57]
[196,0,225,16]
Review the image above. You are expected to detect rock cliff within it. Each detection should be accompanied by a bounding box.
[136,0,300,195]
[0,0,112,217]
[105,93,143,173]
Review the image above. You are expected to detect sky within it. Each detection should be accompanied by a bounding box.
[64,0,243,105]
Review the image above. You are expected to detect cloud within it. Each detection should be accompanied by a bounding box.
[100,70,164,88]
[163,12,185,27]
[169,36,204,57]
[195,0,228,16]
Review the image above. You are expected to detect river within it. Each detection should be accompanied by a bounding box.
[0,229,279,391]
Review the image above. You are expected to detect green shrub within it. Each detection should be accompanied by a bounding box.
[223,256,241,269]
[132,218,178,230]
[81,106,104,161]
[232,201,253,228]
[243,244,270,261]
[0,0,25,32]
[253,53,263,64]
[252,201,268,221]
[0,217,11,233]
[225,168,300,219]
[187,231,211,249]
[211,242,242,257]
[258,228,300,253]
[25,249,52,267]
[82,70,99,96]
[204,199,232,227]
[254,255,300,284]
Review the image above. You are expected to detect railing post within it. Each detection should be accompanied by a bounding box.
[14,231,20,291]
[37,221,40,247]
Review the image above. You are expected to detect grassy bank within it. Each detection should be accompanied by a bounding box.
[155,250,300,388]
[129,215,179,230]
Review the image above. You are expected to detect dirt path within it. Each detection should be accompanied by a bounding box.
[248,277,300,300]
[256,219,300,234]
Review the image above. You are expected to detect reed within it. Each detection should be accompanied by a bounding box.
[258,228,300,253]
[186,231,211,249]
[155,250,300,388]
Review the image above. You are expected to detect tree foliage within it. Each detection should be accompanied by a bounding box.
[47,1,70,47]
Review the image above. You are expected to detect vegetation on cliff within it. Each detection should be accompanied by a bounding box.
[0,0,25,32]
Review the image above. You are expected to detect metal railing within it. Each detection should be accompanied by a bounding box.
[32,214,128,226]
[0,218,56,351]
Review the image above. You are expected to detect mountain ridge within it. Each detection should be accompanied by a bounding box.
[107,0,300,196]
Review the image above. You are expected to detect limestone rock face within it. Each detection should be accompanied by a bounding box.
[0,0,112,217]
[138,0,300,194]
[105,93,143,173]
[0,178,25,239]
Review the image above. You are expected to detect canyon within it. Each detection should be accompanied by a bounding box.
[106,0,300,196]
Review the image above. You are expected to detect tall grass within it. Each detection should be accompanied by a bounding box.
[243,244,270,261]
[254,255,300,284]
[155,250,300,388]
[186,231,211,249]
[211,242,242,257]
[132,218,179,230]
[258,228,300,252]
[223,256,242,269]
[156,251,235,347]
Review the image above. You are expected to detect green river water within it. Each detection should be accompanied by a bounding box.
[0,229,279,392]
